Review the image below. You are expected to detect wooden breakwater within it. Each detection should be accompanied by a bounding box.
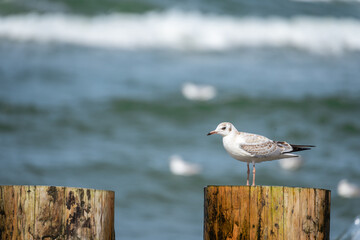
[0,184,331,240]
[204,185,331,240]
[0,185,115,240]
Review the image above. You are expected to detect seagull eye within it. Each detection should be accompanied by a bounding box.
[221,127,226,130]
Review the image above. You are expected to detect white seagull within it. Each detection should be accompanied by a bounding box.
[337,179,360,198]
[181,82,217,101]
[207,122,314,186]
[169,155,202,176]
[279,156,304,171]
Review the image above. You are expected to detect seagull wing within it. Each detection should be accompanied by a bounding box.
[241,133,271,144]
[240,141,293,158]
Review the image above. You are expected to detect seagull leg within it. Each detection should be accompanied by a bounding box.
[252,161,256,186]
[246,163,250,186]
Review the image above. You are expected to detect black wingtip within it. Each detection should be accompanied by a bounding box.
[290,144,315,153]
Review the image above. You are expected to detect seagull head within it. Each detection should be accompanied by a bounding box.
[207,122,235,137]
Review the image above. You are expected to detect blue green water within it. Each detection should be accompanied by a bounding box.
[1,1,360,239]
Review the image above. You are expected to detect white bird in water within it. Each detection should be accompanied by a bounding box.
[337,215,360,240]
[337,179,360,198]
[279,156,304,171]
[169,155,202,176]
[207,122,314,186]
[181,82,217,101]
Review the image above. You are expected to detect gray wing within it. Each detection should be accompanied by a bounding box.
[242,133,270,144]
[240,141,293,158]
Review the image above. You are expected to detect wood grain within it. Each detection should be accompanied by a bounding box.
[204,186,331,240]
[0,185,115,240]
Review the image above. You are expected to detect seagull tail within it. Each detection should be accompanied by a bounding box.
[290,144,315,153]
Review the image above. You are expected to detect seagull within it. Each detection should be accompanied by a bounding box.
[169,155,202,176]
[337,179,360,198]
[337,215,360,240]
[279,156,304,171]
[181,82,217,101]
[207,122,314,186]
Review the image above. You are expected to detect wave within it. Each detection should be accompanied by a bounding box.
[1,11,360,54]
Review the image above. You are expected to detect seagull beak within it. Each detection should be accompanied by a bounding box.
[207,131,216,136]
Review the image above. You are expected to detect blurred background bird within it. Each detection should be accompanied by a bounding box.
[182,82,217,101]
[279,156,304,171]
[338,179,360,198]
[169,154,202,176]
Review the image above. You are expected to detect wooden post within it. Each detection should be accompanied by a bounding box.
[204,185,331,240]
[0,185,115,240]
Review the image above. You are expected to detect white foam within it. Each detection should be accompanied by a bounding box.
[1,11,360,54]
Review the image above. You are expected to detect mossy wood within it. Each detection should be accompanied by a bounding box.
[0,185,115,240]
[204,185,331,240]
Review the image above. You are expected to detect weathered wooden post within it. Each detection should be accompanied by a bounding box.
[0,185,115,240]
[204,185,331,240]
